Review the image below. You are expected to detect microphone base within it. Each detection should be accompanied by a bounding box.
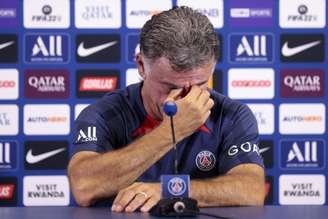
[150,197,199,217]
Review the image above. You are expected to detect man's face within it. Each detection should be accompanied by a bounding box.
[138,56,215,120]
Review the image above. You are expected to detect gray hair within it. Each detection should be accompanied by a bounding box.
[140,6,219,71]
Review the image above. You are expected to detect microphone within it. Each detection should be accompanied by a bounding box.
[150,101,199,217]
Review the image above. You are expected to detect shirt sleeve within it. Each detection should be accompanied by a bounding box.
[218,104,264,174]
[72,105,114,156]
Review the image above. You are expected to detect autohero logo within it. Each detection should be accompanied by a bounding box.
[0,141,17,170]
[75,0,121,28]
[279,0,326,28]
[0,34,17,63]
[77,69,120,98]
[229,33,273,63]
[23,0,70,28]
[280,34,324,62]
[126,0,172,28]
[76,34,120,63]
[76,126,97,143]
[227,142,260,157]
[279,175,325,205]
[23,176,69,206]
[0,0,18,28]
[229,0,273,27]
[280,140,325,169]
[0,177,17,206]
[281,69,324,98]
[177,0,224,28]
[0,105,18,136]
[0,69,18,100]
[25,33,69,64]
[279,104,325,134]
[24,104,70,135]
[228,68,274,99]
[25,70,69,99]
[25,141,68,170]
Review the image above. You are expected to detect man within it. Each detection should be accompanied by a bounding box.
[68,6,265,212]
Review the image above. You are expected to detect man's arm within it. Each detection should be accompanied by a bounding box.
[68,86,214,206]
[111,163,264,212]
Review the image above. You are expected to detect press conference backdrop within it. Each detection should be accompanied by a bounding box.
[0,0,327,207]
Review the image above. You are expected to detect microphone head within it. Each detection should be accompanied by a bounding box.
[163,101,177,116]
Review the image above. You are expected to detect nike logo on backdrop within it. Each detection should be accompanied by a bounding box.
[281,40,321,57]
[259,147,270,154]
[26,148,66,164]
[77,41,117,57]
[0,41,14,50]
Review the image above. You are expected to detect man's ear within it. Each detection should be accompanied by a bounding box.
[136,53,147,79]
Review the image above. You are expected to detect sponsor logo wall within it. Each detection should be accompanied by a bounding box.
[0,0,327,206]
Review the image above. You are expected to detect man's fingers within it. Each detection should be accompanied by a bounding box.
[125,193,149,212]
[198,90,211,106]
[140,196,160,212]
[166,88,183,102]
[112,190,135,212]
[185,85,202,100]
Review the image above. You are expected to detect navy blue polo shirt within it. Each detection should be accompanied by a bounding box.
[73,82,264,182]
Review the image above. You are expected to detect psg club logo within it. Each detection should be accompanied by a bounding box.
[195,150,216,171]
[167,177,187,196]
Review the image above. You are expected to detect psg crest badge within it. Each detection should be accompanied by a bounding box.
[167,177,187,196]
[195,150,216,171]
[161,175,190,198]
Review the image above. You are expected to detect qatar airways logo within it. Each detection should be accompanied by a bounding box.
[281,69,324,98]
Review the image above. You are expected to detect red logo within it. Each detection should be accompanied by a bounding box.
[0,80,15,88]
[79,76,118,91]
[232,80,271,87]
[0,184,15,199]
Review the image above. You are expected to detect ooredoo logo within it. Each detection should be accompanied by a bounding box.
[0,69,18,100]
[25,69,69,99]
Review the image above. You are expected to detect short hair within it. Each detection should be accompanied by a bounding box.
[140,6,219,71]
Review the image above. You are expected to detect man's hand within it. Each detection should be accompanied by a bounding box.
[111,182,160,213]
[163,85,214,141]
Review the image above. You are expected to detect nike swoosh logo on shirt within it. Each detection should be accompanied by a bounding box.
[77,41,117,57]
[0,41,14,50]
[281,40,321,57]
[259,147,270,154]
[26,148,66,164]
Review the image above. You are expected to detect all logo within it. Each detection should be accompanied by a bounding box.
[229,0,274,27]
[25,33,69,64]
[23,0,70,28]
[0,177,17,206]
[76,69,120,98]
[279,0,326,28]
[177,0,224,28]
[75,0,121,28]
[0,104,18,136]
[23,176,70,206]
[24,69,69,99]
[280,69,325,98]
[24,141,68,170]
[279,104,325,134]
[280,34,324,62]
[0,0,19,28]
[195,150,216,171]
[0,141,17,171]
[0,69,19,100]
[259,140,273,169]
[76,126,97,143]
[279,174,325,205]
[0,34,17,63]
[280,140,325,169]
[229,33,273,63]
[76,34,120,63]
[167,177,187,196]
